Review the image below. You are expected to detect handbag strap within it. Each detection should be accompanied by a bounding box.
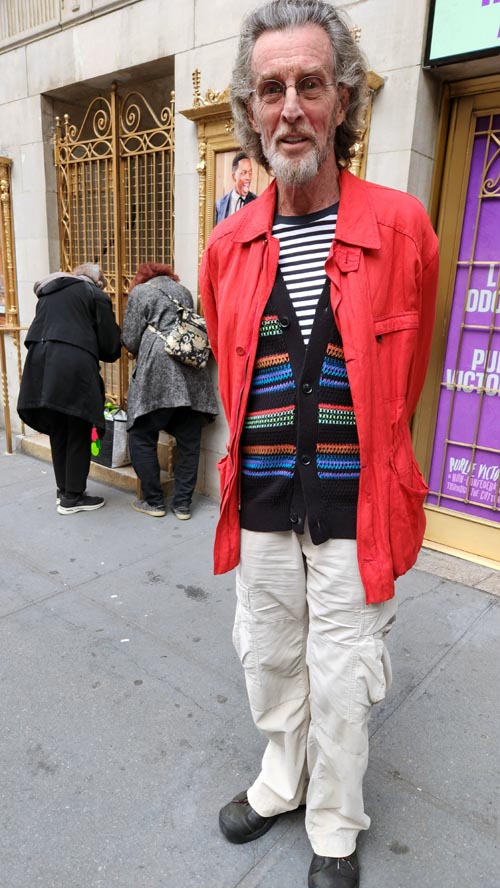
[147,323,169,342]
[144,281,186,341]
[146,281,185,311]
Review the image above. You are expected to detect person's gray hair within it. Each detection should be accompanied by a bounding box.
[73,262,107,289]
[230,0,368,171]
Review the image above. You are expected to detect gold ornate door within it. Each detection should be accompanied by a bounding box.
[53,84,175,404]
[413,77,500,565]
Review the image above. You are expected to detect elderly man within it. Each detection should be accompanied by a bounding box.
[200,1,439,885]
[215,151,257,223]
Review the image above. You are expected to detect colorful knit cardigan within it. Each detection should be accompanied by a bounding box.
[240,272,361,544]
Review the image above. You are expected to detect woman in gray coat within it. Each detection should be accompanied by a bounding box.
[122,263,218,519]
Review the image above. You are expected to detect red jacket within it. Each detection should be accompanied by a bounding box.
[200,169,439,604]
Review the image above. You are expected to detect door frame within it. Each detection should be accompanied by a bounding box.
[413,75,500,566]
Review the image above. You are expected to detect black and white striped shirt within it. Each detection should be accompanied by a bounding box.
[273,203,338,345]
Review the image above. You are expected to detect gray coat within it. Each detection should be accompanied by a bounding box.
[122,276,218,430]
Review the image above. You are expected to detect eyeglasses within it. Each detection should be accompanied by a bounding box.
[250,75,336,104]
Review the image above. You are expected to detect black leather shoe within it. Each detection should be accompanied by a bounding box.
[219,790,279,844]
[308,851,359,887]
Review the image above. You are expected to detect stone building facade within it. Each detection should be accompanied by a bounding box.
[1,0,499,565]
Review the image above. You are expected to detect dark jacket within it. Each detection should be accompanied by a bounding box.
[122,275,218,429]
[215,190,257,225]
[17,276,122,434]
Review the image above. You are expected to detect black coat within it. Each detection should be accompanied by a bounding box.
[17,277,122,434]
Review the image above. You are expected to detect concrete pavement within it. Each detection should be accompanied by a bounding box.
[0,449,499,888]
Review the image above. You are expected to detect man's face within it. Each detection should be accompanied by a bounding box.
[247,24,348,187]
[232,159,253,196]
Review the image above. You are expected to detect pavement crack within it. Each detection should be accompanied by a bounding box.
[371,757,499,841]
[232,815,301,886]
[370,597,500,738]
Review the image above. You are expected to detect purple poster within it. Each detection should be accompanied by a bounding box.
[427,114,500,523]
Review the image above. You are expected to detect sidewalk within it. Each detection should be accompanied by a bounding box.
[0,449,499,888]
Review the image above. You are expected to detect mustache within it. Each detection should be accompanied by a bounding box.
[274,127,316,141]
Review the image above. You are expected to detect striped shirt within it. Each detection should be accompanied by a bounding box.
[273,203,338,344]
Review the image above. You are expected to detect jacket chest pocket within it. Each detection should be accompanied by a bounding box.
[373,311,419,402]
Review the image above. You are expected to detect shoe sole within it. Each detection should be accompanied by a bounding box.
[172,508,191,520]
[218,813,278,844]
[57,502,105,514]
[132,503,166,517]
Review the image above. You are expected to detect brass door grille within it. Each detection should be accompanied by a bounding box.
[53,84,175,406]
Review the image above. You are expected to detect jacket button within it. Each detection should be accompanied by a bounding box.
[236,346,245,356]
[279,316,290,328]
[302,382,312,394]
[301,454,311,466]
[290,512,299,523]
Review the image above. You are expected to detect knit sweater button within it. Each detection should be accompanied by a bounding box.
[236,346,245,356]
[301,454,311,466]
[302,382,312,394]
[279,315,290,328]
[290,512,299,523]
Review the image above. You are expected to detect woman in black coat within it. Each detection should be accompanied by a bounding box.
[17,263,122,514]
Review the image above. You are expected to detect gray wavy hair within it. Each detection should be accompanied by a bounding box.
[73,262,107,289]
[231,0,368,170]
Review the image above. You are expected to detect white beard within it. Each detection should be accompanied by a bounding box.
[268,147,322,186]
[260,114,337,186]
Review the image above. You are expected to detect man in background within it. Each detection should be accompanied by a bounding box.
[215,151,257,223]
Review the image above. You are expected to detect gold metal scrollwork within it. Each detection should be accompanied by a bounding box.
[192,69,231,109]
[0,157,19,328]
[197,138,208,266]
[350,72,385,179]
[482,132,500,196]
[53,84,176,406]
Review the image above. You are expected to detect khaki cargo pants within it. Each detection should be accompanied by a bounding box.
[234,526,397,858]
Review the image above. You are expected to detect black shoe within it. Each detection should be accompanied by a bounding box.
[219,791,279,844]
[57,494,105,515]
[171,503,191,520]
[308,851,359,888]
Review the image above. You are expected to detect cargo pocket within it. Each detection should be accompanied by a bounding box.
[232,600,258,676]
[349,637,388,723]
[233,572,309,711]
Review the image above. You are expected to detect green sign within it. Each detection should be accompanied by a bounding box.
[426,0,500,65]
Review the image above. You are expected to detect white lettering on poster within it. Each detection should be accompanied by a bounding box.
[446,457,500,506]
[443,265,500,394]
[465,264,500,313]
[445,368,500,395]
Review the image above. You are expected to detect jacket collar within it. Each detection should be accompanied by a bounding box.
[335,169,381,249]
[226,168,381,250]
